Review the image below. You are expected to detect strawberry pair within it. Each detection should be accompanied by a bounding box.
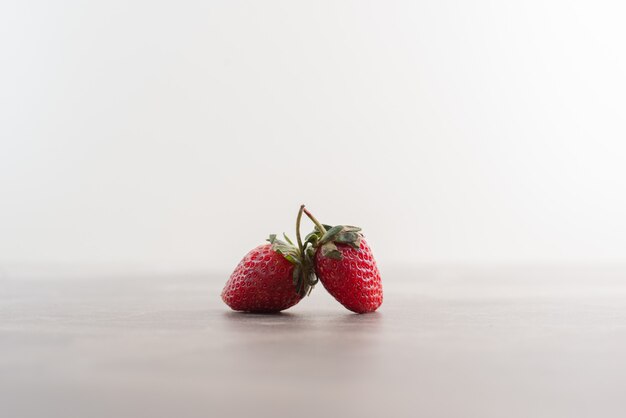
[221,205,383,314]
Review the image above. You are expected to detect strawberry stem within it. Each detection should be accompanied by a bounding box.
[302,206,327,234]
[296,205,305,253]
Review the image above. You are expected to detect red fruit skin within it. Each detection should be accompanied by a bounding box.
[221,244,302,313]
[315,238,383,313]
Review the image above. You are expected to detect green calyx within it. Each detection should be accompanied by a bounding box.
[266,206,318,297]
[265,205,363,295]
[300,206,363,261]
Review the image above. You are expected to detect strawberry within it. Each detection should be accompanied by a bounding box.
[221,229,317,313]
[301,206,383,313]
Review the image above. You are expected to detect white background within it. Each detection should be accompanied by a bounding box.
[2,1,626,276]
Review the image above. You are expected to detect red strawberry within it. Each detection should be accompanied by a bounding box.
[301,206,383,313]
[314,238,383,313]
[221,234,316,313]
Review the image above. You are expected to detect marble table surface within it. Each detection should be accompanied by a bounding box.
[2,265,626,418]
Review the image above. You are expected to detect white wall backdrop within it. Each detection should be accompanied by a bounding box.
[2,1,626,275]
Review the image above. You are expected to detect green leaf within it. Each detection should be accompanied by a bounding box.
[321,242,343,260]
[326,250,342,260]
[334,231,361,246]
[314,224,334,234]
[319,225,344,245]
[307,272,318,286]
[268,233,305,265]
[283,254,301,265]
[304,231,318,242]
[305,235,318,248]
[283,233,294,246]
[347,236,362,250]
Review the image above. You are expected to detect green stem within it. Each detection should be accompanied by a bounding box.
[296,205,305,253]
[302,207,327,234]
